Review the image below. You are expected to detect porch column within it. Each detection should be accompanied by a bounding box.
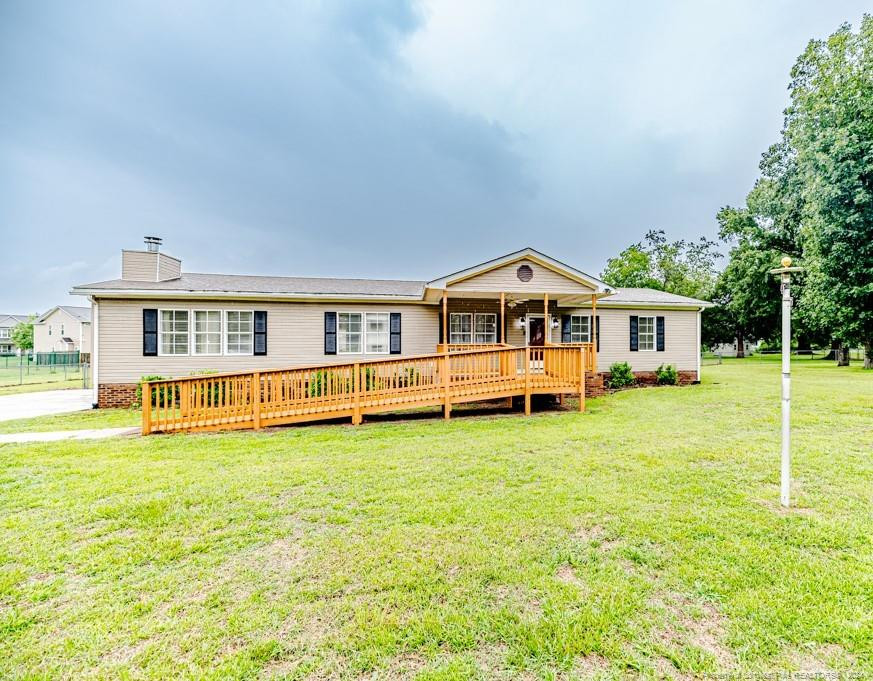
[591,293,597,373]
[442,290,448,346]
[499,292,505,344]
[544,293,549,343]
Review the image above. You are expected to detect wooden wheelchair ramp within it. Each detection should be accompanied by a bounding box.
[141,345,592,434]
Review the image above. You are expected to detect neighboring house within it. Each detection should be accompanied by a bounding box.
[0,314,29,355]
[711,339,757,358]
[33,306,92,355]
[72,239,712,407]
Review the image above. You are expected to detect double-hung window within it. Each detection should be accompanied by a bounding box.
[449,313,472,344]
[225,311,253,355]
[338,312,363,354]
[474,313,497,344]
[365,313,389,354]
[0,328,8,339]
[160,310,189,355]
[193,310,222,355]
[570,315,590,343]
[638,316,655,351]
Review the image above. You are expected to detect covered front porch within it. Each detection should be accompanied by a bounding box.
[434,289,599,374]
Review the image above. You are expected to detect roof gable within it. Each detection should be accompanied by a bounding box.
[426,248,612,293]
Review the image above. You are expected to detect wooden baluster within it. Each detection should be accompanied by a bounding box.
[524,346,531,415]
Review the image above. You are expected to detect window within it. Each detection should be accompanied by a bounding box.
[160,310,189,355]
[474,313,497,344]
[638,316,655,351]
[225,311,253,355]
[0,328,9,339]
[570,315,590,343]
[193,310,222,355]
[48,324,52,336]
[365,313,389,354]
[338,312,362,354]
[449,313,472,344]
[60,323,65,336]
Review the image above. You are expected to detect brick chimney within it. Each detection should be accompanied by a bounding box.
[121,237,182,281]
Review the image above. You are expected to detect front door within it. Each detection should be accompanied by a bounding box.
[528,317,546,346]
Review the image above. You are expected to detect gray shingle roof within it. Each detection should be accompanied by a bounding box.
[0,314,29,326]
[58,306,92,322]
[73,273,427,298]
[609,288,711,306]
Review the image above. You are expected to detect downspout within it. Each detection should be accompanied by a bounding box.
[696,306,702,382]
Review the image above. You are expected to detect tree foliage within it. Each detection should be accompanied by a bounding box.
[11,319,34,352]
[601,229,721,300]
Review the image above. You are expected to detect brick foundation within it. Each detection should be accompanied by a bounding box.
[585,372,606,397]
[98,383,139,408]
[593,369,697,392]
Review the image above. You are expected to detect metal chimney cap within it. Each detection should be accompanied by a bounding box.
[144,236,162,252]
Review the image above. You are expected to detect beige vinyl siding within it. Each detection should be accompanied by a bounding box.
[121,251,182,281]
[156,253,182,280]
[96,299,439,383]
[448,259,595,295]
[560,307,699,372]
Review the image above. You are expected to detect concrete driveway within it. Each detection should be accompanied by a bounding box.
[0,389,94,422]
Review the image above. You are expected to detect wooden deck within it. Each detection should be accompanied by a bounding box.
[141,344,594,435]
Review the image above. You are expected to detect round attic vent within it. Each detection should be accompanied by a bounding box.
[516,264,533,282]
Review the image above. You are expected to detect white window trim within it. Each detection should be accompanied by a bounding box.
[337,311,364,355]
[638,315,656,352]
[473,313,497,344]
[449,312,473,344]
[364,312,390,355]
[569,314,591,343]
[224,309,255,356]
[158,309,191,357]
[192,309,224,357]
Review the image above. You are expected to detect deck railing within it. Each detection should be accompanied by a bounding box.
[436,342,511,353]
[141,345,589,434]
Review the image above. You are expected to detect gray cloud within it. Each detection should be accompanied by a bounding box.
[0,0,868,312]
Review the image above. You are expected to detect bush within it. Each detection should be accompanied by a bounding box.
[607,362,634,389]
[655,364,678,385]
[135,375,171,408]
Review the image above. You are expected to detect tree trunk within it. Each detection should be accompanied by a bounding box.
[822,340,839,361]
[735,331,745,359]
[836,343,850,366]
[864,341,872,370]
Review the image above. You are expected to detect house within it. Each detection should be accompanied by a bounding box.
[33,306,92,356]
[711,339,757,358]
[0,314,29,355]
[71,238,712,409]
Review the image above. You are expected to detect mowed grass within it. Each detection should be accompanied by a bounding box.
[0,360,870,680]
[0,408,138,434]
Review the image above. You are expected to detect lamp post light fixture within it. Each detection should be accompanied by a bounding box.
[769,256,804,508]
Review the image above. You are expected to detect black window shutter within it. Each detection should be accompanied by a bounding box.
[561,315,571,343]
[629,315,639,352]
[656,316,665,351]
[438,310,444,345]
[143,309,158,356]
[324,311,337,355]
[390,312,401,354]
[254,311,267,355]
[596,315,600,352]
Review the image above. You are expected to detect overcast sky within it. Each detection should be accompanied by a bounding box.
[1,1,868,313]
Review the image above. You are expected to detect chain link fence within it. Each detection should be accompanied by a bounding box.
[0,354,90,390]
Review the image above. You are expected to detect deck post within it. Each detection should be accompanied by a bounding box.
[544,293,549,342]
[591,294,597,373]
[141,381,151,435]
[442,290,448,347]
[524,346,531,415]
[442,353,451,419]
[352,362,362,425]
[252,372,261,429]
[499,292,505,344]
[579,348,586,413]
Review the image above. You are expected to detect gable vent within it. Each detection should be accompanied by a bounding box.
[517,264,533,282]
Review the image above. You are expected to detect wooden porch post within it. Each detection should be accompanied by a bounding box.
[591,294,597,373]
[499,292,505,344]
[544,293,549,343]
[352,362,361,425]
[252,372,261,430]
[141,381,151,435]
[579,349,586,413]
[524,346,531,415]
[442,290,448,347]
[442,354,451,419]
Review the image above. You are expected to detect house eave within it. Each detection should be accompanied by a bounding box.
[70,288,431,304]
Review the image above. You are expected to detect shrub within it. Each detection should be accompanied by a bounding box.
[309,370,351,397]
[655,364,678,385]
[135,375,172,408]
[607,362,634,389]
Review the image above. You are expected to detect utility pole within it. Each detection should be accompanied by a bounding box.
[769,257,804,508]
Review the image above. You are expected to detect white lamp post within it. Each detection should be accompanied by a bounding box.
[769,256,804,507]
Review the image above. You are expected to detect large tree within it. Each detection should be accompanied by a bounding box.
[601,229,720,300]
[785,17,873,367]
[11,318,34,354]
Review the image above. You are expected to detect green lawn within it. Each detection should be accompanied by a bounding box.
[0,360,870,679]
[0,408,139,434]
